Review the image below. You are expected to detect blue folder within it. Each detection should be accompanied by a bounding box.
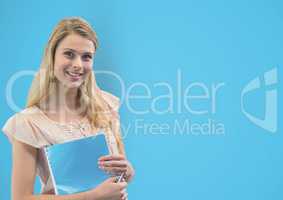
[45,133,110,194]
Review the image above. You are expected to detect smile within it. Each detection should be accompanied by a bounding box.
[65,70,83,80]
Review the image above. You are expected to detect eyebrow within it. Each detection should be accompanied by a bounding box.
[63,48,95,55]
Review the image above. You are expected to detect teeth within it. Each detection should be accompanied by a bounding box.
[66,71,82,77]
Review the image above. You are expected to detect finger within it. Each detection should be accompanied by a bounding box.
[118,181,128,189]
[120,188,127,197]
[106,176,118,183]
[121,192,128,200]
[99,160,128,168]
[99,154,125,161]
[99,165,126,171]
[121,191,128,200]
[100,166,127,174]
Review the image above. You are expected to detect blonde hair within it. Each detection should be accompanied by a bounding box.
[26,17,125,154]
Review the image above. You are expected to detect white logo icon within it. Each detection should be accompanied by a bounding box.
[241,68,278,133]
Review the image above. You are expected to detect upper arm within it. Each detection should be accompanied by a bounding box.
[11,139,38,200]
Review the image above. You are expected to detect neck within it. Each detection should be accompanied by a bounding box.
[43,82,82,114]
[59,84,78,110]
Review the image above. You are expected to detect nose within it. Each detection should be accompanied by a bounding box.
[72,56,83,70]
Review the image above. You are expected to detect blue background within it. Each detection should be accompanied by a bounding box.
[0,0,282,199]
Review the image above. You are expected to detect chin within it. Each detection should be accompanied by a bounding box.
[65,82,83,89]
[59,80,84,89]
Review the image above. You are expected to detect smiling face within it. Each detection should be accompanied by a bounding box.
[53,34,95,89]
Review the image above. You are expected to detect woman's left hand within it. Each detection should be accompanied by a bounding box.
[98,154,135,182]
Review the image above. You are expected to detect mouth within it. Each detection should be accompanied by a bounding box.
[64,70,84,80]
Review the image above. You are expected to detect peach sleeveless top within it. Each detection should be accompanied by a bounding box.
[1,91,121,194]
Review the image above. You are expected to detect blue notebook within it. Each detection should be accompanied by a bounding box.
[45,133,110,194]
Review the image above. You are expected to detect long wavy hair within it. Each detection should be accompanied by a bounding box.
[26,17,125,154]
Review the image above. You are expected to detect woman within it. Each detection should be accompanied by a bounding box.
[2,17,134,200]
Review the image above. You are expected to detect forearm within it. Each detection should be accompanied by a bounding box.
[22,190,94,200]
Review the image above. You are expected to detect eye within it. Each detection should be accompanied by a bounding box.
[82,54,93,61]
[63,51,75,59]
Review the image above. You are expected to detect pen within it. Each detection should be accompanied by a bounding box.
[115,172,126,183]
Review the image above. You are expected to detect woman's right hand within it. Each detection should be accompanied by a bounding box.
[87,177,128,200]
